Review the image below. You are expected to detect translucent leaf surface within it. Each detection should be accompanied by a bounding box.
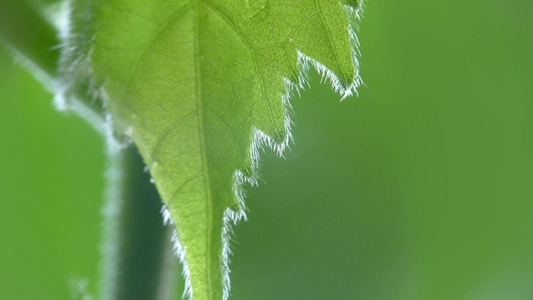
[68,0,363,298]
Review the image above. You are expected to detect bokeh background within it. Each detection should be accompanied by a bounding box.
[1,0,533,299]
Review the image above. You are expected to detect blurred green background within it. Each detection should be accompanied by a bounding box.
[1,0,532,299]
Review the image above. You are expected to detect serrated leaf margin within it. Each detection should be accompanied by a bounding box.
[160,3,364,299]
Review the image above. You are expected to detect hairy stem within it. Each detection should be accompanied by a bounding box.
[0,0,59,77]
[101,144,179,300]
[0,2,180,299]
[0,0,106,122]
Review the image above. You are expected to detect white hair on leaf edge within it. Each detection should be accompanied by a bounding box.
[161,206,192,299]
[161,3,364,299]
[27,0,357,299]
[56,0,364,297]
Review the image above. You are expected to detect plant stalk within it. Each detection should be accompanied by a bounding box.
[0,0,60,77]
[0,0,106,123]
[101,144,179,300]
[0,2,180,298]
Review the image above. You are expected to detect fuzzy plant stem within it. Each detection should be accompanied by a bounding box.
[0,2,179,299]
[101,145,178,300]
[0,0,59,77]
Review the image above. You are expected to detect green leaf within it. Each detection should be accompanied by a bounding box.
[61,0,363,299]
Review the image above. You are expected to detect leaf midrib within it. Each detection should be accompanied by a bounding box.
[193,1,215,299]
[121,3,218,296]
